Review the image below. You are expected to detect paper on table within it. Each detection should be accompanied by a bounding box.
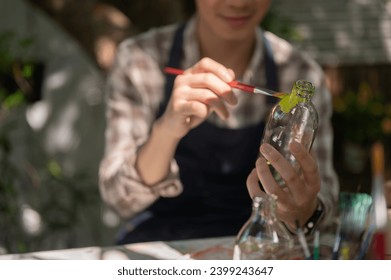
[0,244,188,260]
[124,241,192,260]
[29,247,103,260]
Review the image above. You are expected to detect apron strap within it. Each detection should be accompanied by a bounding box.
[159,23,187,118]
[262,32,279,105]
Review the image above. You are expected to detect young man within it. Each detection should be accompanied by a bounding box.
[99,0,339,243]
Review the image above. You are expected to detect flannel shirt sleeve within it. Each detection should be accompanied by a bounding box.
[99,39,183,219]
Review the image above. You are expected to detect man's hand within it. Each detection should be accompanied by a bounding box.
[247,141,320,229]
[159,57,237,140]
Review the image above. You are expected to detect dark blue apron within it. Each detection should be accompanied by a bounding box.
[117,23,279,244]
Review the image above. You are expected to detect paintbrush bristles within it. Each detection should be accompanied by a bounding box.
[371,142,385,176]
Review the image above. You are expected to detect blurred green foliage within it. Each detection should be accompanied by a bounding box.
[0,30,40,112]
[0,31,103,254]
[261,7,301,42]
[332,83,391,145]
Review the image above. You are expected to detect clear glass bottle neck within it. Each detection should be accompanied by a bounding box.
[252,195,277,222]
[291,80,315,101]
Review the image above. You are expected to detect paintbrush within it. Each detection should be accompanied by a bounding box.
[369,142,388,259]
[357,142,387,259]
[313,230,320,260]
[295,220,311,260]
[164,67,287,98]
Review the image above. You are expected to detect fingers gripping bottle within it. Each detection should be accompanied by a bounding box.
[261,80,319,187]
[233,194,292,260]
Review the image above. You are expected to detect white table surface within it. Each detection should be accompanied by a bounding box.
[0,236,235,260]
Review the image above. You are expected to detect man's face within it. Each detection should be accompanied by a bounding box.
[195,0,271,41]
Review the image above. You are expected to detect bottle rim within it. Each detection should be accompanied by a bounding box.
[294,80,315,98]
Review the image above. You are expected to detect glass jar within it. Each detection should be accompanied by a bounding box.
[233,194,292,260]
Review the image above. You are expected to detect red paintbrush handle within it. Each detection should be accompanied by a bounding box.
[164,67,184,75]
[228,81,254,94]
[164,67,254,94]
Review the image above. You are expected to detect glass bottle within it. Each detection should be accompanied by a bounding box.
[233,194,292,260]
[261,80,318,187]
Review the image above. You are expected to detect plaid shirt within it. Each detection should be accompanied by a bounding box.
[99,18,339,225]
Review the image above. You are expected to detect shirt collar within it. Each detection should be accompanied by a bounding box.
[183,17,200,69]
[244,27,265,85]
